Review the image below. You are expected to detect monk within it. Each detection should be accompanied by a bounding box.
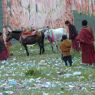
[3,26,12,56]
[76,20,95,65]
[0,32,9,60]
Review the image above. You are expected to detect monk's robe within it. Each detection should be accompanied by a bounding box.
[0,38,9,60]
[77,27,95,65]
[3,27,12,55]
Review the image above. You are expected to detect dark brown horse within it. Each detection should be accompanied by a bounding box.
[6,30,45,56]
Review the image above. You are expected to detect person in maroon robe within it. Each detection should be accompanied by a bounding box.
[0,32,9,61]
[65,20,80,51]
[76,20,95,65]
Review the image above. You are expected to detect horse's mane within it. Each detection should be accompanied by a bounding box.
[0,32,2,36]
[12,30,22,33]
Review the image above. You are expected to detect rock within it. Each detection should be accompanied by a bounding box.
[8,79,17,86]
[73,71,81,76]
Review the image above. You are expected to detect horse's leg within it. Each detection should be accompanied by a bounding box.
[41,41,45,54]
[38,43,42,54]
[42,40,45,53]
[23,44,29,56]
[50,42,55,53]
[39,40,45,54]
[42,45,45,53]
[41,32,45,54]
[55,41,59,52]
[51,42,59,53]
[56,44,59,51]
[39,43,45,54]
[41,43,44,54]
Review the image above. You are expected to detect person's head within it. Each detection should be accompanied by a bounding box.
[61,35,67,41]
[46,26,50,29]
[82,20,88,26]
[65,20,70,26]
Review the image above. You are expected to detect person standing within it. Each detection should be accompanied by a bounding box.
[0,32,9,60]
[3,26,12,56]
[60,35,72,66]
[65,20,80,51]
[76,20,95,65]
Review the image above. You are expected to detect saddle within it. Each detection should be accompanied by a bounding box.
[21,30,37,39]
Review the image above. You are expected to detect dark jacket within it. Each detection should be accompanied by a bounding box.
[68,24,78,40]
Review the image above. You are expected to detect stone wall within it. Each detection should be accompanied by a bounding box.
[2,0,73,29]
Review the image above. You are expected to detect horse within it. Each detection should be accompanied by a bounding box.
[6,30,45,56]
[42,27,69,52]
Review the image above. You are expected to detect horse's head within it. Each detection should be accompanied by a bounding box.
[43,28,51,39]
[6,30,22,42]
[0,32,3,40]
[0,32,2,36]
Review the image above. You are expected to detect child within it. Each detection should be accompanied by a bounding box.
[60,35,72,66]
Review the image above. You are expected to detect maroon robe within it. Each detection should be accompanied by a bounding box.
[77,27,95,65]
[72,38,80,51]
[0,38,9,61]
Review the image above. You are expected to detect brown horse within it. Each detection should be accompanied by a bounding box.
[6,30,45,56]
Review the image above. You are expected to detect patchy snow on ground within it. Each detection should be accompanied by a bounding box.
[0,52,95,95]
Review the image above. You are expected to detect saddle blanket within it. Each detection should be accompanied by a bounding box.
[21,31,36,39]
